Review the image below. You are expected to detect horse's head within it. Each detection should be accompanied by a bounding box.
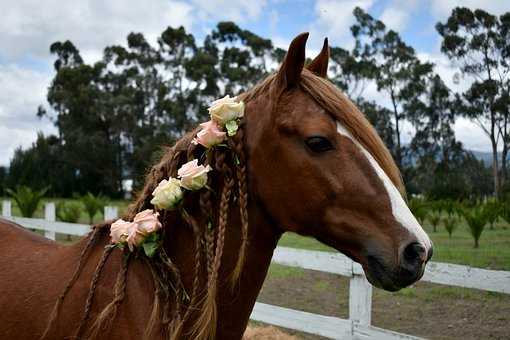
[243,33,432,291]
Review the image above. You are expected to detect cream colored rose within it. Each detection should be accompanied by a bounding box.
[110,219,133,244]
[150,178,183,209]
[208,95,245,126]
[177,159,212,191]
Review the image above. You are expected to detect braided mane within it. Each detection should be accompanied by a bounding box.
[41,112,250,340]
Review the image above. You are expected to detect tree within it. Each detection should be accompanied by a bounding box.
[437,7,510,197]
[6,134,77,197]
[6,186,48,218]
[462,206,488,248]
[329,46,394,149]
[351,7,433,167]
[0,166,6,196]
[209,22,276,94]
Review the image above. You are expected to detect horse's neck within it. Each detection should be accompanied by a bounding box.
[165,200,281,339]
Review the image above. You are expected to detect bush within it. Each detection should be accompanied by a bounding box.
[6,185,48,217]
[57,201,82,223]
[428,201,443,232]
[443,215,457,238]
[79,192,107,224]
[462,206,488,248]
[440,199,460,218]
[484,198,501,229]
[409,197,428,225]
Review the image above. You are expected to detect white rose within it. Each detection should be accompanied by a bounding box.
[177,159,212,191]
[150,178,183,209]
[208,95,245,126]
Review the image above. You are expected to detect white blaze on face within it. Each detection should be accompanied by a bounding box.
[336,122,432,250]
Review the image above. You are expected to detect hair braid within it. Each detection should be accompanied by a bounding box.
[189,151,234,340]
[39,227,101,340]
[74,245,115,338]
[87,253,130,340]
[230,125,249,284]
[199,150,216,282]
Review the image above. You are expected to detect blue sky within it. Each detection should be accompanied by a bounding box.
[1,0,509,166]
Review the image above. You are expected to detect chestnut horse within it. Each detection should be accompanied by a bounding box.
[0,33,432,340]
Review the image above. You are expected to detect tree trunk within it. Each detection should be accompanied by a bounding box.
[390,90,402,168]
[474,238,479,248]
[491,138,500,198]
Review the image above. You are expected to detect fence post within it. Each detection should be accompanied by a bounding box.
[104,206,118,221]
[2,200,12,217]
[349,273,372,327]
[44,202,56,241]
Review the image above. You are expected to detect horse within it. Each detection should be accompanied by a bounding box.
[0,33,432,340]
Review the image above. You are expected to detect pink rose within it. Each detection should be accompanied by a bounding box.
[133,209,162,235]
[192,120,226,148]
[177,159,212,191]
[110,219,133,244]
[126,225,145,251]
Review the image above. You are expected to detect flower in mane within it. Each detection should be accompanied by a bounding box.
[178,159,212,191]
[110,209,161,252]
[192,120,226,148]
[150,177,183,209]
[110,219,132,244]
[208,95,244,126]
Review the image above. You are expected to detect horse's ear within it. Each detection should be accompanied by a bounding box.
[277,32,309,89]
[307,38,329,78]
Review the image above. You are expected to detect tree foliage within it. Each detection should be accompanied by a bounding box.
[5,9,505,200]
[6,186,48,218]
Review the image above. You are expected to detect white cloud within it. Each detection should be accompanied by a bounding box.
[190,0,268,23]
[431,0,510,20]
[454,118,493,152]
[0,0,195,63]
[310,0,374,49]
[0,64,56,165]
[379,0,420,32]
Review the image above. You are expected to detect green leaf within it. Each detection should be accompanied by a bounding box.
[143,241,159,258]
[225,120,239,137]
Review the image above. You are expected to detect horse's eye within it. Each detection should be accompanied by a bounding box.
[305,136,334,153]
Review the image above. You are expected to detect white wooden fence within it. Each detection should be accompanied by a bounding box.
[2,200,510,340]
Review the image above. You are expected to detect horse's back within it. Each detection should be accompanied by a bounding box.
[0,217,57,246]
[0,218,77,339]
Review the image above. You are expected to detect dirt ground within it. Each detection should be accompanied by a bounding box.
[255,265,510,340]
[244,326,298,339]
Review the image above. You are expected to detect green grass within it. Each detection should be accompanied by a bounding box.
[278,218,510,271]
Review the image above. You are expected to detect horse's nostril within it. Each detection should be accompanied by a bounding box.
[403,242,426,263]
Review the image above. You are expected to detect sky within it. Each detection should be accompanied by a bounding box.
[1,0,509,166]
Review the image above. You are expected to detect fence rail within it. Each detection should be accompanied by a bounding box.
[2,200,509,339]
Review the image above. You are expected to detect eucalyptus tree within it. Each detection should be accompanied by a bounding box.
[437,7,510,197]
[350,7,433,168]
[209,21,275,94]
[329,44,394,153]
